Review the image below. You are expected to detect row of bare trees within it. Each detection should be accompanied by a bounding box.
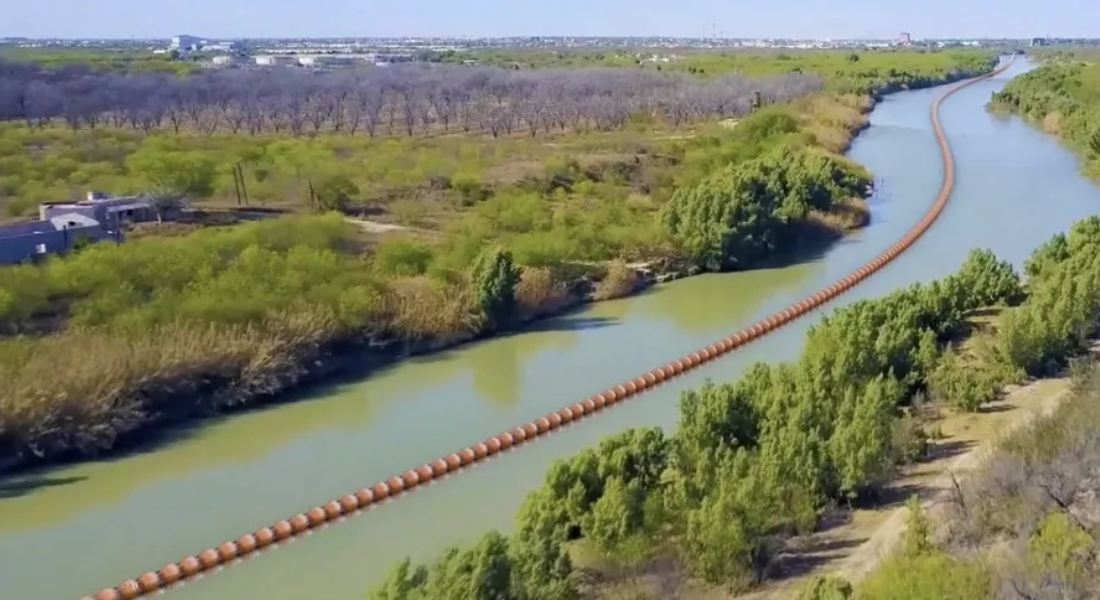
[0,60,824,137]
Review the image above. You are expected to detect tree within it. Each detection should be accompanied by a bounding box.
[313,175,359,213]
[901,495,934,558]
[470,245,519,332]
[126,143,217,199]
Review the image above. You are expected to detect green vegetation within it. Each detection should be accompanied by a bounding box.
[367,215,1100,599]
[0,50,998,470]
[0,47,200,75]
[990,58,1100,180]
[807,357,1100,599]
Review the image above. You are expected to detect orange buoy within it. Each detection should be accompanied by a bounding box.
[179,556,201,577]
[237,533,258,555]
[118,580,141,599]
[159,563,182,585]
[340,494,360,513]
[307,506,328,526]
[217,541,239,561]
[431,458,449,476]
[325,500,344,519]
[355,487,376,508]
[138,572,161,593]
[198,548,220,569]
[289,513,310,533]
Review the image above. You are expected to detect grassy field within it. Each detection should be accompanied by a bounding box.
[0,49,997,472]
[0,46,202,75]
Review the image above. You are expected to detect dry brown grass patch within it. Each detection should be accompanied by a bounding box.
[516,267,575,318]
[594,261,642,301]
[382,276,481,342]
[807,197,870,233]
[1041,111,1063,134]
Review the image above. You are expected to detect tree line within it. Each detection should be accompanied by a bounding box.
[990,59,1100,180]
[0,59,824,138]
[367,215,1100,600]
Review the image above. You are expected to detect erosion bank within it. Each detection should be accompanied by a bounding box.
[76,59,1013,600]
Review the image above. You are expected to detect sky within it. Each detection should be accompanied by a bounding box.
[3,0,1099,40]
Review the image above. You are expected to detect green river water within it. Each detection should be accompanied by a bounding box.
[2,57,1099,600]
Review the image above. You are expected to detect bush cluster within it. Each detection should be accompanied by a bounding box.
[367,239,1036,598]
[990,60,1100,180]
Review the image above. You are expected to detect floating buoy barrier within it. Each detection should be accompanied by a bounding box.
[81,55,1015,600]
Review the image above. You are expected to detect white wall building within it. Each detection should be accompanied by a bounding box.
[254,55,296,66]
[169,35,202,51]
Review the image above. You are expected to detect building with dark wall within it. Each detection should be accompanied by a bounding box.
[0,219,119,265]
[0,191,181,266]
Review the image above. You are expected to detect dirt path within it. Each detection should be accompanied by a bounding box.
[737,378,1071,599]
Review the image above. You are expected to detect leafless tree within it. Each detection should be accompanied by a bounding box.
[0,58,826,138]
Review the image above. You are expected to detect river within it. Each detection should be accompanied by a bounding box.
[3,57,1098,600]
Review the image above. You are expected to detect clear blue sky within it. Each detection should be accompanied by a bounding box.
[4,0,1098,40]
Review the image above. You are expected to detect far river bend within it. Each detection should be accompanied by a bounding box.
[3,57,1099,600]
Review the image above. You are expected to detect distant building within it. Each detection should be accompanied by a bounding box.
[254,55,297,66]
[201,41,244,53]
[211,55,233,66]
[169,34,202,51]
[1030,37,1049,47]
[297,55,359,67]
[899,32,912,47]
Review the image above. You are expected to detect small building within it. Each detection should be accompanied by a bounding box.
[254,55,297,66]
[297,55,359,67]
[0,217,118,266]
[39,191,187,229]
[170,34,202,52]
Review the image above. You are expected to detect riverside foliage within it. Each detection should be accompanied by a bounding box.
[806,220,1100,599]
[989,59,1100,180]
[368,217,1100,599]
[0,51,996,470]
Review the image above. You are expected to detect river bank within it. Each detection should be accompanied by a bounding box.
[0,65,995,478]
[17,57,1077,600]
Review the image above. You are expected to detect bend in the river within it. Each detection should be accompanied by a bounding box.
[67,58,1021,600]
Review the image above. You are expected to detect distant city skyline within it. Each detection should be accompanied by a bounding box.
[3,0,1098,40]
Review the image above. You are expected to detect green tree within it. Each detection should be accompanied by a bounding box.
[470,245,519,332]
[313,175,359,212]
[901,495,933,558]
[126,145,217,199]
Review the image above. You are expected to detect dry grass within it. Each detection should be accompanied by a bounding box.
[807,197,871,233]
[0,308,338,460]
[516,267,576,318]
[799,94,873,154]
[382,277,483,344]
[1041,111,1064,134]
[593,261,643,301]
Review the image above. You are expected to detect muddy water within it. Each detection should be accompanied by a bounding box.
[4,58,1098,600]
